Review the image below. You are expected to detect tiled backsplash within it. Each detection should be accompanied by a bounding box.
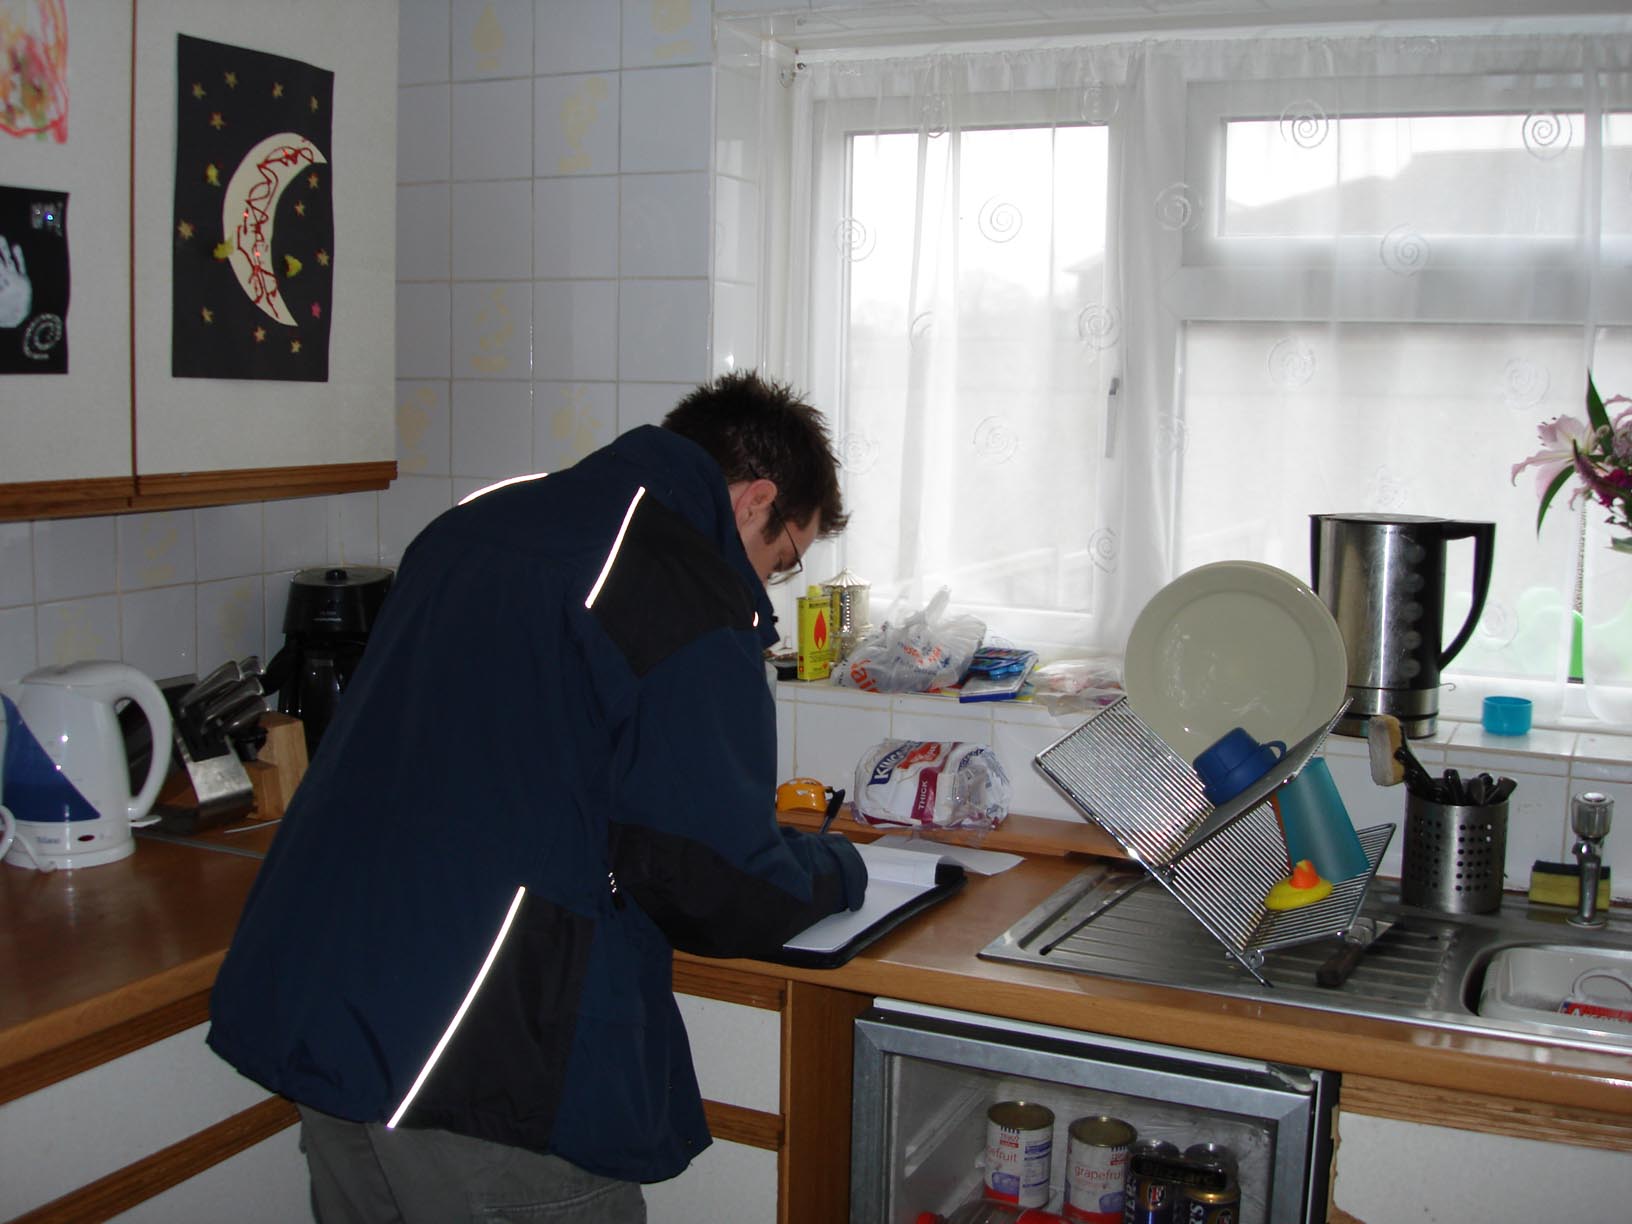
[777,680,1632,902]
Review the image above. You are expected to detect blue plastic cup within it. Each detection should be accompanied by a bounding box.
[1274,757,1370,882]
[1482,696,1532,737]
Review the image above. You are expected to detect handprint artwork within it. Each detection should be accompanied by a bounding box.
[0,184,67,374]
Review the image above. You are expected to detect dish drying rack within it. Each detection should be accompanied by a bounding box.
[1034,697,1393,986]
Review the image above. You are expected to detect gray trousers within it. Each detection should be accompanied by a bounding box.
[297,1105,647,1224]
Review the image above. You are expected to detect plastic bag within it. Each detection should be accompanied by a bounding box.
[853,739,1012,830]
[836,588,985,693]
[1028,655,1124,715]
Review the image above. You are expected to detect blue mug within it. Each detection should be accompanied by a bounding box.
[1195,728,1287,806]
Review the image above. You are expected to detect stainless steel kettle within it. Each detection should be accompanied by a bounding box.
[1310,514,1495,738]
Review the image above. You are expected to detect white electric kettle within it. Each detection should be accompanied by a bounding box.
[1,661,173,870]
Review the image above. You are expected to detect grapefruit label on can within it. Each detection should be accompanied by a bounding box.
[1063,1115,1135,1223]
[984,1101,1054,1208]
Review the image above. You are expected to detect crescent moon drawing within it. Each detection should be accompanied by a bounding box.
[220,131,327,326]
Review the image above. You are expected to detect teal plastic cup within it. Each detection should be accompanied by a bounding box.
[1274,757,1370,882]
[1482,696,1532,737]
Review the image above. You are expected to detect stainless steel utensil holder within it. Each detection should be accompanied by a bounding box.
[1034,697,1393,986]
[1400,796,1507,914]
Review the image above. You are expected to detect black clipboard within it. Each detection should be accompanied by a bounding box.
[769,859,966,970]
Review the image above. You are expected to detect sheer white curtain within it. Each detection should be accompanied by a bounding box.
[777,27,1632,721]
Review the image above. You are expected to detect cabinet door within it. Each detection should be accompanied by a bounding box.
[130,0,396,477]
[0,5,134,487]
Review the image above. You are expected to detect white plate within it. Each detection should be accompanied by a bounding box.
[1123,561,1347,761]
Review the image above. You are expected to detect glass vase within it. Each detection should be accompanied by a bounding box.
[1582,516,1632,726]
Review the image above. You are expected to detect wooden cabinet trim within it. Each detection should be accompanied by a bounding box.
[702,1099,784,1152]
[780,980,873,1224]
[10,1094,299,1224]
[1341,1073,1632,1153]
[674,960,787,1011]
[0,463,397,523]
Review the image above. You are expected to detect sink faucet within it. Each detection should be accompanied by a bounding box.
[1568,792,1614,930]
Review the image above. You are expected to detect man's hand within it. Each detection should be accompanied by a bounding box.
[0,238,32,329]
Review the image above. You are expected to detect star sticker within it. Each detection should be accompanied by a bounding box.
[311,302,323,319]
[253,326,267,344]
[307,172,321,190]
[201,306,214,324]
[212,240,233,261]
[209,111,226,130]
[294,200,306,217]
[205,163,221,187]
[272,82,284,99]
[192,82,206,100]
[315,249,330,267]
[177,220,194,240]
[309,95,320,112]
[291,339,303,354]
[224,71,238,88]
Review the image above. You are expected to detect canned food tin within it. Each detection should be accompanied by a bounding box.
[1182,1176,1240,1224]
[985,1101,1054,1209]
[1063,1115,1136,1223]
[1122,1140,1180,1224]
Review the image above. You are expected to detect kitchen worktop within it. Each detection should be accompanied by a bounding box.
[3,817,1629,1128]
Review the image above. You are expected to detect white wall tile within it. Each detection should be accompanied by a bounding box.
[34,517,115,603]
[380,476,456,567]
[714,56,761,180]
[0,606,36,684]
[329,494,384,568]
[621,0,711,68]
[616,381,693,433]
[452,179,534,279]
[618,278,709,383]
[714,174,758,283]
[396,184,452,280]
[452,0,534,80]
[452,380,536,479]
[118,512,196,592]
[620,172,709,277]
[196,577,264,675]
[397,84,452,182]
[121,586,197,681]
[36,596,119,666]
[535,0,621,75]
[534,73,619,176]
[533,280,618,380]
[396,283,452,378]
[713,278,759,375]
[399,0,452,85]
[452,282,533,379]
[0,523,35,608]
[533,176,619,278]
[451,78,535,180]
[397,380,453,476]
[787,685,891,785]
[776,689,796,781]
[263,498,332,574]
[262,573,296,664]
[991,709,1084,822]
[195,503,264,582]
[533,381,616,472]
[888,692,996,747]
[621,66,712,172]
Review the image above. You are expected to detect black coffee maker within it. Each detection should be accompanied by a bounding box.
[263,565,393,753]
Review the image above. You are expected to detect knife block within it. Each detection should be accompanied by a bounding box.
[245,712,309,821]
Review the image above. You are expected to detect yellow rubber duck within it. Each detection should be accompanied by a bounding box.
[1265,859,1333,911]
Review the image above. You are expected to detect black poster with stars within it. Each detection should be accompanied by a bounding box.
[171,34,333,382]
[0,185,69,375]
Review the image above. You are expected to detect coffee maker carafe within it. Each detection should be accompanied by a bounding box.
[263,566,392,754]
[1311,514,1494,738]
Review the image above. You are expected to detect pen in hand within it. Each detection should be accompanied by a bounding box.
[819,787,846,835]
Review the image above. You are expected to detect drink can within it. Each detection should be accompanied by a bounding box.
[1122,1140,1179,1224]
[985,1100,1054,1209]
[1182,1176,1240,1224]
[1063,1115,1136,1223]
[1181,1144,1237,1180]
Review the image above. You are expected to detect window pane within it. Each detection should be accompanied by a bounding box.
[1224,111,1632,238]
[842,125,1111,623]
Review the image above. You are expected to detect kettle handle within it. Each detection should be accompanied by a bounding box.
[1437,521,1497,669]
[76,667,175,824]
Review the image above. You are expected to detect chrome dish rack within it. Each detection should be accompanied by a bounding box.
[1033,698,1393,986]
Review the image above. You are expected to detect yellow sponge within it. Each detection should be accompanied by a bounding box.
[1528,860,1612,908]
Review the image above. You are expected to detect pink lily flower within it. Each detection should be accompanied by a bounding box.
[1511,414,1597,499]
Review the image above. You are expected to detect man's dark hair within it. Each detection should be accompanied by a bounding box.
[663,370,849,540]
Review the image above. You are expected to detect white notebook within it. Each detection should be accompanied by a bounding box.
[781,841,962,957]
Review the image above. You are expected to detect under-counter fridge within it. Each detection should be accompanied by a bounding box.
[851,1001,1335,1224]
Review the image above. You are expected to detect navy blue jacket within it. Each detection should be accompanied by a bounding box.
[208,426,865,1183]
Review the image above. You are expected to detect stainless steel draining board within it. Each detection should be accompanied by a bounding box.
[1033,698,1387,983]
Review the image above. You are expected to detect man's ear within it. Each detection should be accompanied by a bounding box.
[731,477,777,529]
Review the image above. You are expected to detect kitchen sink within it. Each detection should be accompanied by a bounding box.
[979,864,1632,1055]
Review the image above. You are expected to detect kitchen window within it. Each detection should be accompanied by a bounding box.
[780,30,1632,724]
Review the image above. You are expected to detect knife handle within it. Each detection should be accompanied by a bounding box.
[1316,940,1366,988]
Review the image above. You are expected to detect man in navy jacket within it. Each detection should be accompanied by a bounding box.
[208,372,866,1222]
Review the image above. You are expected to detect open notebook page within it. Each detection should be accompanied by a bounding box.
[782,842,953,955]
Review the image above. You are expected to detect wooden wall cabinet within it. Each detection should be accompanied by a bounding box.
[0,0,397,522]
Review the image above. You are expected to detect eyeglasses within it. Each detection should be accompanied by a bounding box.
[769,502,804,586]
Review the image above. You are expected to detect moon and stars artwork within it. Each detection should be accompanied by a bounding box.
[0,184,68,375]
[171,34,333,382]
